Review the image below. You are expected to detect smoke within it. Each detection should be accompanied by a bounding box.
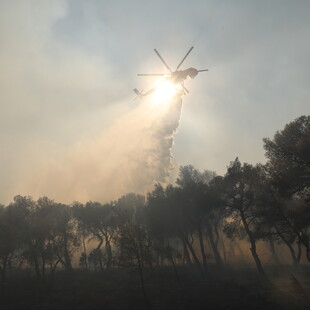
[0,1,186,205]
[15,97,183,204]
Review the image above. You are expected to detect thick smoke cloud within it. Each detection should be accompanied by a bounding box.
[0,0,185,204]
[16,98,183,203]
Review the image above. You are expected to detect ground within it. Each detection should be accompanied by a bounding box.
[2,265,310,310]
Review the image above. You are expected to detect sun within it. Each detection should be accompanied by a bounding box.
[152,80,179,102]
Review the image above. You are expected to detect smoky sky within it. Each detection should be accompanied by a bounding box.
[0,0,310,204]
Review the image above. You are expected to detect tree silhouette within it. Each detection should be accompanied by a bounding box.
[116,222,152,309]
[264,115,310,261]
[73,201,116,270]
[223,158,267,278]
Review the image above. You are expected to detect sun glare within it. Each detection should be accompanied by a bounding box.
[152,80,178,102]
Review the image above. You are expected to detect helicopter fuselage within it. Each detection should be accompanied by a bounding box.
[170,68,198,84]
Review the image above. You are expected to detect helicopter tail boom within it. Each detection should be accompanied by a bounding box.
[133,88,143,98]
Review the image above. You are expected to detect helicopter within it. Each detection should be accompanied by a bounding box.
[133,46,208,99]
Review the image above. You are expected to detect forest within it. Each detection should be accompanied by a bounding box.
[0,115,309,310]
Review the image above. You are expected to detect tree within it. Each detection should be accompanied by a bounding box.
[177,166,224,268]
[8,196,79,285]
[0,205,19,292]
[45,200,79,272]
[115,193,146,225]
[263,115,310,261]
[73,202,116,270]
[88,248,107,271]
[7,196,42,280]
[223,158,267,278]
[147,184,201,269]
[116,223,152,309]
[176,165,216,187]
[263,115,310,198]
[145,184,182,268]
[248,178,301,266]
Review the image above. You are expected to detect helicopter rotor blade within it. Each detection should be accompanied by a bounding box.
[154,49,173,73]
[137,73,170,76]
[144,87,156,97]
[197,69,209,72]
[176,46,194,70]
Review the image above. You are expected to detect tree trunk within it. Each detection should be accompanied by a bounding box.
[105,236,113,269]
[82,227,88,271]
[240,211,266,278]
[268,236,281,265]
[8,255,13,281]
[277,230,299,265]
[63,232,73,271]
[48,259,60,290]
[137,257,152,310]
[205,218,223,267]
[95,238,104,272]
[183,234,202,272]
[197,223,208,273]
[98,256,104,272]
[296,241,302,264]
[1,260,7,294]
[42,252,46,286]
[33,252,42,281]
[169,255,181,284]
[275,203,310,263]
[182,238,192,265]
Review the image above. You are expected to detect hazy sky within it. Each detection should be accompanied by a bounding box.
[1,0,309,204]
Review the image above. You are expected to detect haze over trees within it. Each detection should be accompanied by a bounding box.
[0,115,309,309]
